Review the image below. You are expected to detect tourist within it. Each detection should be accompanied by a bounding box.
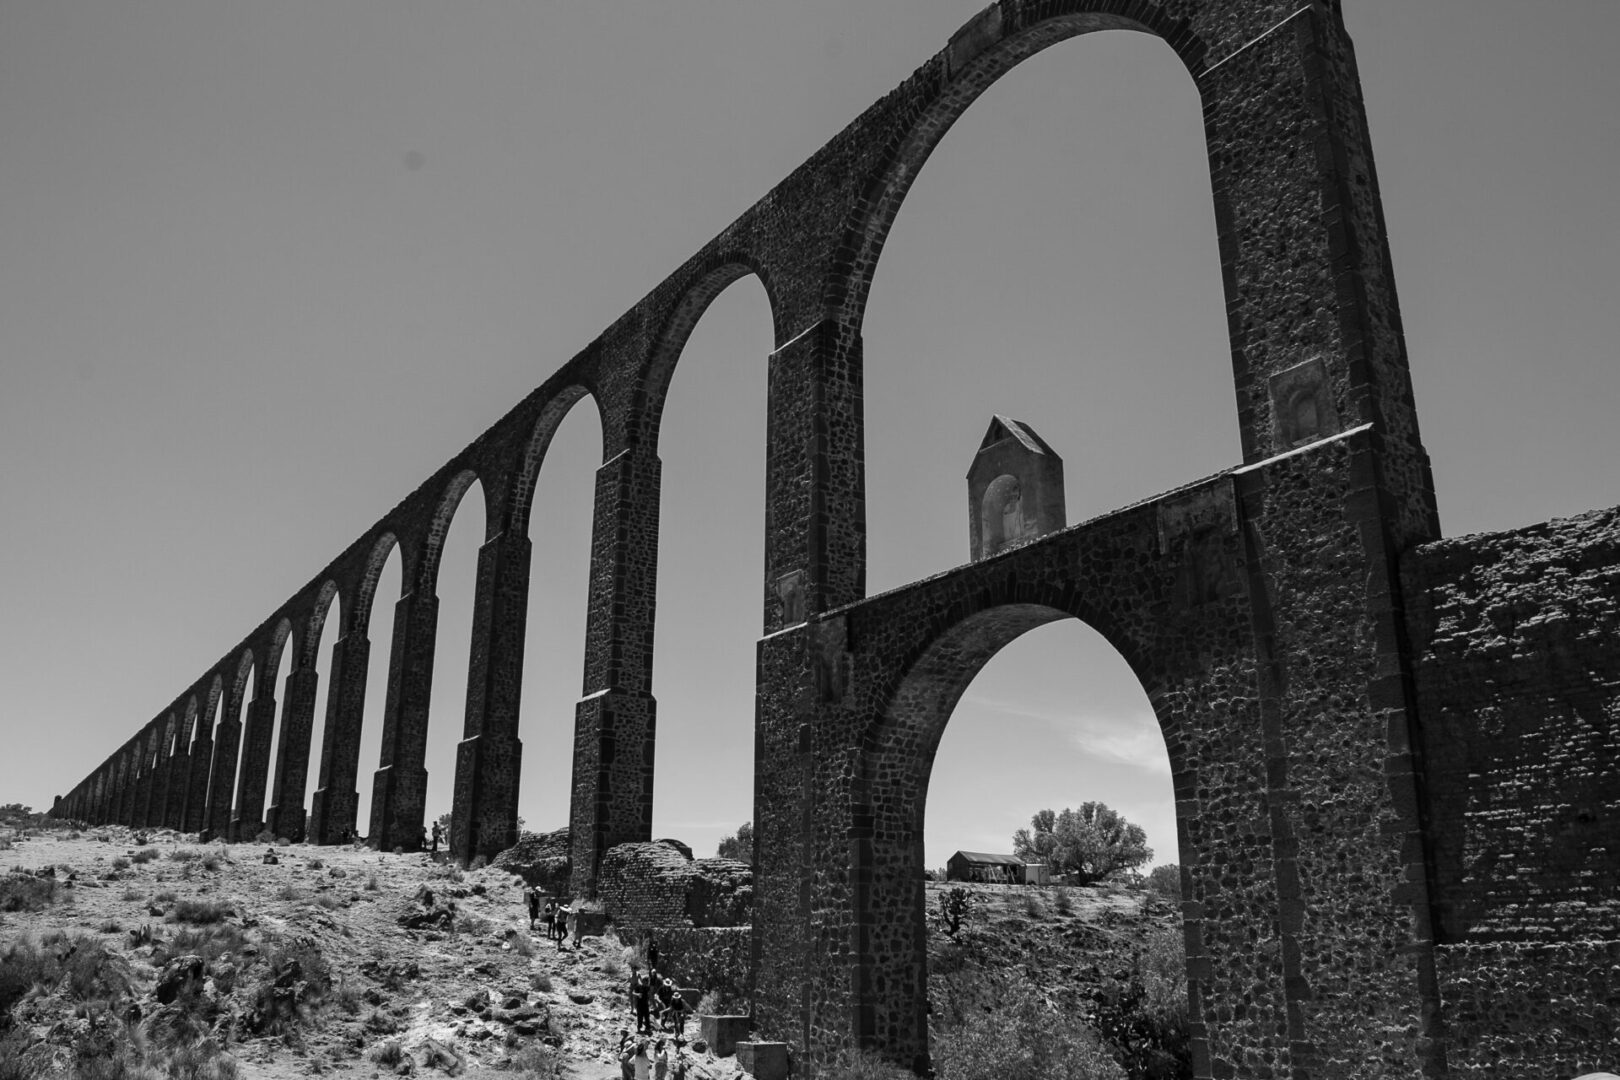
[647,936,659,973]
[629,965,652,1034]
[669,1040,689,1080]
[653,1037,669,1080]
[632,1039,653,1080]
[616,1029,634,1080]
[542,897,558,942]
[430,820,442,854]
[524,883,540,930]
[570,903,583,949]
[661,977,686,1036]
[554,900,570,952]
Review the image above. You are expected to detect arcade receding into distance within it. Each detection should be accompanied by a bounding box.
[52,3,1620,1077]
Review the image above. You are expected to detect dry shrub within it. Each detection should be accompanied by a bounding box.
[0,873,58,912]
[530,972,553,993]
[510,1043,563,1078]
[369,1039,404,1066]
[131,849,160,865]
[111,857,131,872]
[154,890,178,903]
[170,898,231,924]
[119,886,144,902]
[1053,886,1075,916]
[931,978,1125,1080]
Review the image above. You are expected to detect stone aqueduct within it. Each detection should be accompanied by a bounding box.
[50,3,1619,1077]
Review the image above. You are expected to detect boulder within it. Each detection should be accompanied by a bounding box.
[154,954,204,1005]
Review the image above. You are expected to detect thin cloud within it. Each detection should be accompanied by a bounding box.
[957,691,1172,776]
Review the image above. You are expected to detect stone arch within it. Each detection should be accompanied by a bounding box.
[849,597,1185,1069]
[301,581,342,671]
[638,257,782,449]
[417,469,483,593]
[182,696,200,751]
[827,5,1207,331]
[261,617,294,695]
[352,533,401,632]
[509,387,605,539]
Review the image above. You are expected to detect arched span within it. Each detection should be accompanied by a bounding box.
[352,533,400,632]
[638,257,782,449]
[261,617,294,693]
[417,470,483,593]
[183,697,200,751]
[827,5,1207,328]
[301,581,342,671]
[509,386,604,538]
[852,595,1185,1070]
[229,647,257,708]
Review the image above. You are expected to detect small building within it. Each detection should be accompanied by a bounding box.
[946,850,1027,885]
[966,416,1066,562]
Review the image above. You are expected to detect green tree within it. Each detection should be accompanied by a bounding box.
[716,821,754,863]
[1012,802,1152,886]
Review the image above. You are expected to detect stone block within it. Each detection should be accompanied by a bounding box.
[736,1041,789,1080]
[699,1014,751,1057]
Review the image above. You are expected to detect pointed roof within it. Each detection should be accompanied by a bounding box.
[969,416,1059,478]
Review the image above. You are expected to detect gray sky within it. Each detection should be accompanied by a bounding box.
[3,2,1616,870]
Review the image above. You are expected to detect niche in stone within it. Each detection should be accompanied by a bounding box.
[967,416,1066,561]
[1268,357,1341,449]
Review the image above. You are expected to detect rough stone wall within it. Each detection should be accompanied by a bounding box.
[598,842,752,929]
[1403,506,1620,1076]
[616,927,754,1007]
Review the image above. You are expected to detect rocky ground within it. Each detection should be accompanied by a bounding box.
[1,816,1186,1079]
[0,824,745,1080]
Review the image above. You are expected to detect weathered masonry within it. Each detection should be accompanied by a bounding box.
[51,3,1618,1077]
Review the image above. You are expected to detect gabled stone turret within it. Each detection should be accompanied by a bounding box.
[966,416,1066,561]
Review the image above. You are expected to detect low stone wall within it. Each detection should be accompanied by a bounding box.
[617,926,754,1006]
[492,828,572,898]
[1403,506,1620,1076]
[599,842,752,928]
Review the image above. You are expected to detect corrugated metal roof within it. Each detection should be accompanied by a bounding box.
[950,850,1025,865]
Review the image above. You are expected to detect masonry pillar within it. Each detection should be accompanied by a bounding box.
[164,731,190,830]
[205,698,244,838]
[116,753,137,826]
[184,727,213,833]
[371,591,439,852]
[307,632,371,844]
[1195,8,1443,1076]
[151,732,177,831]
[227,693,276,840]
[451,531,531,863]
[568,448,659,895]
[135,732,159,829]
[266,664,319,842]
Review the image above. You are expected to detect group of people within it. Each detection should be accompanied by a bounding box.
[627,954,690,1038]
[616,1029,687,1080]
[522,884,582,951]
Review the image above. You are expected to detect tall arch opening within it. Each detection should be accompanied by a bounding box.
[355,546,402,837]
[861,31,1235,593]
[253,621,296,835]
[651,274,774,858]
[422,476,487,833]
[871,602,1186,1074]
[225,657,257,825]
[519,402,601,837]
[301,590,342,822]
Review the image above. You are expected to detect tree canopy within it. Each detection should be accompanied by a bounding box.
[716,821,754,863]
[1011,802,1152,886]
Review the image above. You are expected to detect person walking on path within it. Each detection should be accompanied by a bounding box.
[647,937,659,973]
[542,897,558,942]
[629,965,652,1035]
[653,1038,669,1080]
[430,820,442,855]
[524,884,540,930]
[631,1040,653,1080]
[554,901,571,952]
[570,904,583,949]
[616,1030,634,1080]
